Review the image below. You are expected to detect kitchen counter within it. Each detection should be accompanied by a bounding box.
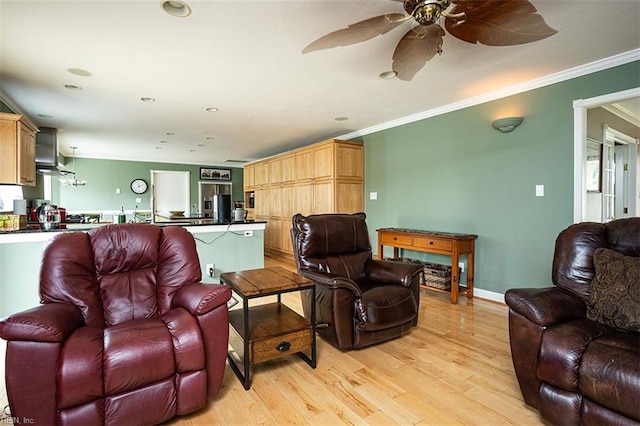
[0,221,266,317]
[0,221,267,244]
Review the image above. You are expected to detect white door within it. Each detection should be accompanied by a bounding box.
[151,170,190,217]
[602,126,615,222]
[603,126,638,221]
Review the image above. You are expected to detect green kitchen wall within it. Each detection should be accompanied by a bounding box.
[51,158,243,213]
[358,61,640,297]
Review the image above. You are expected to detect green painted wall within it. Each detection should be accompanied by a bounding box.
[359,61,640,296]
[51,158,244,213]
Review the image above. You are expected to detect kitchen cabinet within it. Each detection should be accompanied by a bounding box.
[244,139,363,257]
[0,112,38,186]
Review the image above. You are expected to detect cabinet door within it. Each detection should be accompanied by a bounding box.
[335,181,363,213]
[295,183,313,216]
[254,188,268,216]
[268,186,282,217]
[281,184,295,220]
[254,162,269,186]
[313,144,334,180]
[243,164,255,189]
[280,220,293,254]
[312,181,334,214]
[0,120,18,185]
[18,124,36,186]
[265,218,282,250]
[335,143,364,179]
[281,154,295,183]
[295,149,314,181]
[269,158,282,185]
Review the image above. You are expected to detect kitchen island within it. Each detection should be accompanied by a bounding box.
[0,221,266,317]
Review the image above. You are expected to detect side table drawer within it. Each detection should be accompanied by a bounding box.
[252,328,312,363]
[413,236,452,252]
[380,233,412,246]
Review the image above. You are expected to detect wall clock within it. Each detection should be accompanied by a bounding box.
[130,178,148,194]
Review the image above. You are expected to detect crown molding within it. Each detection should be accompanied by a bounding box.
[602,102,640,128]
[339,49,640,141]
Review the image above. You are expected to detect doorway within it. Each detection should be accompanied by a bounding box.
[573,87,640,222]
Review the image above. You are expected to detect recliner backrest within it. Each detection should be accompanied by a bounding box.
[552,217,640,301]
[39,224,202,328]
[291,212,372,284]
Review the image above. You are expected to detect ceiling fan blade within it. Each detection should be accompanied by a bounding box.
[445,0,557,46]
[303,13,407,54]
[392,25,445,81]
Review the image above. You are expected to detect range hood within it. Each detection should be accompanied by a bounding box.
[36,127,73,175]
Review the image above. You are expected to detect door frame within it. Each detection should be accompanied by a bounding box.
[572,87,640,222]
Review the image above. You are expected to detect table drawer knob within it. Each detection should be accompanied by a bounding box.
[276,341,291,352]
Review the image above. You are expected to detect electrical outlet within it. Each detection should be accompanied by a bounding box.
[458,262,465,273]
[206,263,215,278]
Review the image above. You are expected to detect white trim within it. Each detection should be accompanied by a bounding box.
[339,49,640,141]
[473,288,505,304]
[602,103,640,128]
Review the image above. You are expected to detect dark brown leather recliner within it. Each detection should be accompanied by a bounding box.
[505,218,640,425]
[291,212,422,350]
[0,224,232,425]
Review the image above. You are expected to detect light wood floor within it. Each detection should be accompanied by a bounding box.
[1,255,543,425]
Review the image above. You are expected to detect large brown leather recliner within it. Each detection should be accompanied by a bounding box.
[505,218,640,425]
[291,212,422,350]
[0,224,232,425]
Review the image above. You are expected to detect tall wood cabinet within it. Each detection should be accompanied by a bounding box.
[0,112,38,187]
[244,139,364,257]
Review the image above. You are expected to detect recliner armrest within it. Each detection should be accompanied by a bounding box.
[365,260,423,287]
[0,303,83,342]
[298,270,362,295]
[173,282,232,315]
[505,287,587,327]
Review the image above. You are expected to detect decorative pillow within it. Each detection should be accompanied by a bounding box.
[587,248,640,333]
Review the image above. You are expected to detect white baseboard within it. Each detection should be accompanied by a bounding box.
[473,288,505,304]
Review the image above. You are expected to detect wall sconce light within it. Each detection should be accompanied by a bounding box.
[492,117,524,133]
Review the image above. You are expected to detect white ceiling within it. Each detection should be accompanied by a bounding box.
[1,0,639,166]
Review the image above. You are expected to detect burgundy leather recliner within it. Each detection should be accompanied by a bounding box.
[505,218,640,425]
[291,213,422,350]
[0,224,231,425]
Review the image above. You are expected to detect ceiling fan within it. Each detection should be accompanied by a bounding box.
[303,0,557,81]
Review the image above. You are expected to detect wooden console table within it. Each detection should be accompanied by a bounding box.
[377,228,477,304]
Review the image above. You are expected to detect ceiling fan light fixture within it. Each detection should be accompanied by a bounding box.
[379,70,398,79]
[492,117,524,133]
[161,0,192,18]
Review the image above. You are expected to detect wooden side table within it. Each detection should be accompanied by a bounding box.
[377,228,477,304]
[220,266,316,390]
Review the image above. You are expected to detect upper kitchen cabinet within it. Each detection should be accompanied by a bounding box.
[0,112,38,186]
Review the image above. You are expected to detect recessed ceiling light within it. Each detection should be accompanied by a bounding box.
[67,68,93,77]
[161,0,192,17]
[155,146,162,150]
[189,149,196,152]
[166,132,174,136]
[197,144,205,147]
[64,84,82,90]
[334,116,349,121]
[140,97,156,102]
[379,70,398,79]
[38,114,54,119]
[206,136,214,140]
[160,140,168,143]
[205,107,219,112]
